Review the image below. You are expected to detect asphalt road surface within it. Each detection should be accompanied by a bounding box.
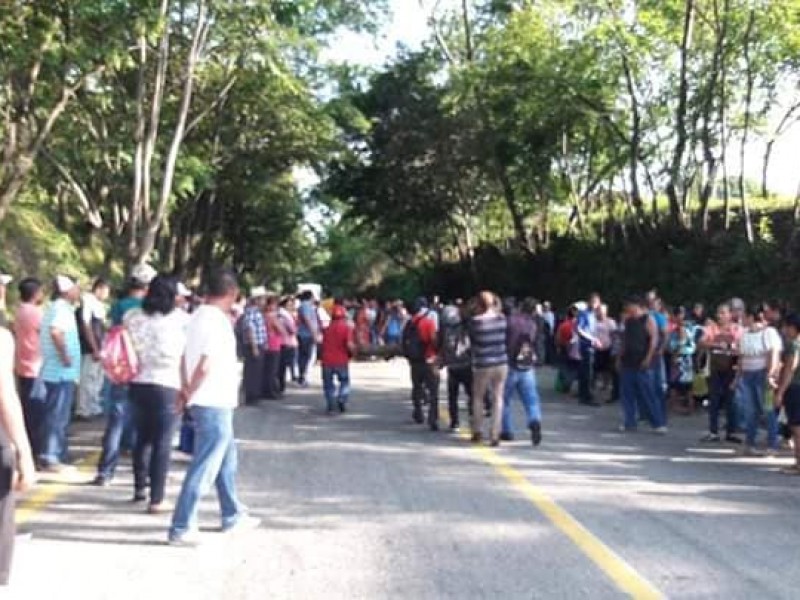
[9,361,800,599]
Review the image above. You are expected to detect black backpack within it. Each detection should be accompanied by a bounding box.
[76,303,104,356]
[510,317,537,370]
[402,316,427,363]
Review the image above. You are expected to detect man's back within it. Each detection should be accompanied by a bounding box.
[185,305,238,409]
[470,312,508,369]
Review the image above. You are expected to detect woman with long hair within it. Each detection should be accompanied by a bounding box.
[125,275,188,512]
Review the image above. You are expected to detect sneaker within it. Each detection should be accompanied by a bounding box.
[132,489,147,503]
[471,432,483,444]
[725,434,744,444]
[222,515,261,534]
[449,422,460,432]
[147,502,173,515]
[430,422,439,432]
[653,427,668,435]
[530,422,542,447]
[499,432,515,442]
[700,433,721,443]
[490,439,500,447]
[742,446,765,458]
[91,475,111,487]
[168,530,202,547]
[337,401,347,413]
[40,462,76,474]
[780,465,800,475]
[412,409,424,424]
[618,425,637,433]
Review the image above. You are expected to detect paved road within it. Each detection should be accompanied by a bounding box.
[9,361,800,599]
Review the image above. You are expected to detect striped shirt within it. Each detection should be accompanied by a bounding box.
[40,298,81,383]
[469,312,508,369]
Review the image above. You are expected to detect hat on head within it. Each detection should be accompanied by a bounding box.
[131,263,157,285]
[730,297,746,311]
[412,296,429,314]
[0,274,11,286]
[250,286,267,299]
[56,275,77,294]
[177,282,192,298]
[572,301,588,312]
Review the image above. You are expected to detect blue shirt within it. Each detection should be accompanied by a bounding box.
[576,309,596,351]
[243,306,267,347]
[40,298,81,382]
[110,297,143,326]
[297,301,318,340]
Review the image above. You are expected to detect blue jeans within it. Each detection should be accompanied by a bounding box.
[502,368,542,435]
[737,370,767,446]
[169,406,242,539]
[297,337,316,384]
[620,368,663,429]
[322,366,351,410]
[651,357,667,424]
[97,383,135,479]
[708,371,737,436]
[41,381,75,465]
[578,347,594,403]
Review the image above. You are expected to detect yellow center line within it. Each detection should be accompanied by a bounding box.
[444,410,663,599]
[16,450,101,526]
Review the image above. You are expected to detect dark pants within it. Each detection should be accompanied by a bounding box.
[0,443,15,585]
[298,337,315,384]
[279,346,297,393]
[97,383,132,480]
[130,383,177,505]
[17,376,44,461]
[243,350,265,404]
[578,348,594,404]
[709,370,737,436]
[410,362,440,426]
[262,350,281,399]
[447,367,473,426]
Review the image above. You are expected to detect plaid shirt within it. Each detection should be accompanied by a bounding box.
[244,305,267,348]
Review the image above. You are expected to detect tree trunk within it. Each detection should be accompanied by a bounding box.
[665,0,696,229]
[137,0,209,264]
[738,9,756,244]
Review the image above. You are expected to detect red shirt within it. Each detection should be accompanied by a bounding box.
[556,318,575,348]
[321,320,354,367]
[413,313,438,361]
[14,302,43,377]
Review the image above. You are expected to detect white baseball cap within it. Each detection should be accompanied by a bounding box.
[177,282,192,297]
[250,285,267,299]
[0,274,11,286]
[131,263,157,285]
[56,275,77,294]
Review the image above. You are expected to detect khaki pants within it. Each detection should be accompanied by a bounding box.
[472,365,508,441]
[77,358,105,418]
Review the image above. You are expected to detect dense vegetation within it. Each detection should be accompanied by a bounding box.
[2,1,800,306]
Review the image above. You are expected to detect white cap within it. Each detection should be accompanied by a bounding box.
[250,285,267,299]
[131,263,157,285]
[56,275,77,294]
[572,301,588,312]
[0,274,11,286]
[177,282,192,297]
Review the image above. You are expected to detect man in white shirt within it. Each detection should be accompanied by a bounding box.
[168,269,259,546]
[76,278,110,419]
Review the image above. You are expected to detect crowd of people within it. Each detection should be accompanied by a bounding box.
[3,267,800,585]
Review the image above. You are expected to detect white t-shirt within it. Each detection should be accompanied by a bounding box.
[739,326,782,372]
[81,292,107,324]
[125,309,189,390]
[183,305,239,408]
